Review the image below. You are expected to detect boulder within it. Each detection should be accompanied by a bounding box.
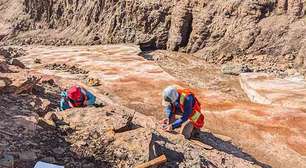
[0,62,9,72]
[8,58,26,69]
[34,58,41,64]
[39,98,51,113]
[149,131,206,167]
[0,80,6,90]
[222,64,253,75]
[221,64,242,76]
[0,57,9,73]
[37,118,56,129]
[52,147,65,155]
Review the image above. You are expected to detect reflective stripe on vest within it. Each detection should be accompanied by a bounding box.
[190,111,201,122]
[180,92,186,104]
[177,89,204,128]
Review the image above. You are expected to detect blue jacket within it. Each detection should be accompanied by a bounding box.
[164,94,194,129]
[60,89,96,111]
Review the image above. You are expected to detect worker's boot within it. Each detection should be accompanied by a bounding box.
[93,99,105,108]
[180,121,194,139]
[191,128,201,139]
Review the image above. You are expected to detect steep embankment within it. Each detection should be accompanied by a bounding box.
[1,0,306,73]
[0,46,262,168]
[13,45,306,168]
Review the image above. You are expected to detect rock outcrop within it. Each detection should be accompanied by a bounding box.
[54,106,263,168]
[2,0,306,63]
[1,0,306,72]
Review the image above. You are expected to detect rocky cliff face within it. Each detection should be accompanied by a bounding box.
[1,0,306,71]
[20,0,173,48]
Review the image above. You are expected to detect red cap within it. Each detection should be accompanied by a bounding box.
[67,86,82,101]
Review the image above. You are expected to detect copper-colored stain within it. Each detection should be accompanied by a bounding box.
[108,75,185,119]
[99,67,121,75]
[19,46,306,167]
[287,135,306,155]
[205,101,237,111]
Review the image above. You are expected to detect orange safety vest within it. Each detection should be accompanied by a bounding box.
[173,89,204,128]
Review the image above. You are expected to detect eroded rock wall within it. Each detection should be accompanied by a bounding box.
[20,0,172,48]
[1,0,306,70]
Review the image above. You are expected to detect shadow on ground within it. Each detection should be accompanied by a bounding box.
[149,133,184,167]
[138,51,155,61]
[193,131,272,168]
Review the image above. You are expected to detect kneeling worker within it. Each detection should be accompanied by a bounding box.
[161,85,204,139]
[60,85,96,111]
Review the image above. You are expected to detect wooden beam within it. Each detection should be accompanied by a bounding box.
[135,155,167,168]
[190,139,213,150]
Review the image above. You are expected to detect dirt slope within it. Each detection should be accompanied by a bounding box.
[1,0,306,73]
[8,45,306,168]
[0,47,262,168]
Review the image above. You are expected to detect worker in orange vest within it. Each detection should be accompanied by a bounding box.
[161,85,204,139]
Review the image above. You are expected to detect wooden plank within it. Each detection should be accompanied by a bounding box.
[135,155,167,168]
[190,139,213,150]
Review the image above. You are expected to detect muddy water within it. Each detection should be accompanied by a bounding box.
[19,45,306,168]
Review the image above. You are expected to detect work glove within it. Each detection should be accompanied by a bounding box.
[60,91,67,98]
[162,124,173,132]
[159,118,169,125]
[93,102,105,108]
